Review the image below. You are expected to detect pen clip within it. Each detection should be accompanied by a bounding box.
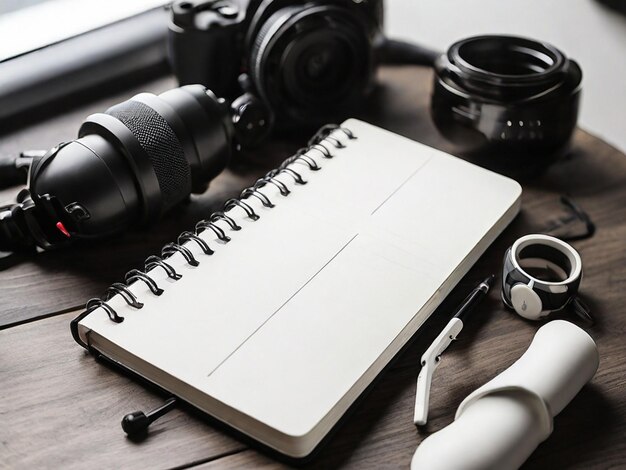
[414,361,435,426]
[414,318,463,426]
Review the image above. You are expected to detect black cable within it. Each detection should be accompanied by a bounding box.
[376,38,442,67]
[0,156,26,189]
[0,151,45,189]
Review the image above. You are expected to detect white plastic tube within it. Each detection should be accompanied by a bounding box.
[411,320,599,470]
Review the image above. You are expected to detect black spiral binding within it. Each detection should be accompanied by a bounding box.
[179,231,215,254]
[162,242,200,267]
[145,255,182,280]
[71,124,356,350]
[125,269,164,296]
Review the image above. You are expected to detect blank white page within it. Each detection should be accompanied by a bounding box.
[198,120,521,442]
[79,119,521,455]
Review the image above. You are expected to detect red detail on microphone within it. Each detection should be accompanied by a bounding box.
[56,221,71,238]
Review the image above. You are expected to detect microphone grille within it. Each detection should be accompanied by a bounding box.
[107,100,191,213]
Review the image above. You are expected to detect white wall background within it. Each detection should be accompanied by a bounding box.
[385,0,626,153]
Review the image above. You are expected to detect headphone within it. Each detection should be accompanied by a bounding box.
[501,234,589,321]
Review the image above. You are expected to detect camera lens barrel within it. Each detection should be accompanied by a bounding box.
[28,85,232,241]
[249,4,374,126]
[431,35,582,175]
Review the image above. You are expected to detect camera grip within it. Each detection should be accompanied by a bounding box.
[168,25,241,97]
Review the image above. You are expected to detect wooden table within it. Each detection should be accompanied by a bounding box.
[1,67,625,469]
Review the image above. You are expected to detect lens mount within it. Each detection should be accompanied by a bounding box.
[449,35,567,99]
[249,4,372,126]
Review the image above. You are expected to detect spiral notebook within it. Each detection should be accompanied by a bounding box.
[72,119,521,458]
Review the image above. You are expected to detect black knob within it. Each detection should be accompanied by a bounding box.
[121,397,177,437]
[121,411,150,436]
[230,93,272,148]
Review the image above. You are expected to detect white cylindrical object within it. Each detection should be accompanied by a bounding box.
[411,320,599,470]
[412,392,547,470]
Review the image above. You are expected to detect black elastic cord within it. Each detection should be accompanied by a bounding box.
[376,38,441,67]
[0,156,26,189]
[543,196,596,242]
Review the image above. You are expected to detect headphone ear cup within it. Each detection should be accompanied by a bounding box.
[106,99,192,215]
[510,284,544,320]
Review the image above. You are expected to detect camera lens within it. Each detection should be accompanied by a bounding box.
[249,5,372,126]
[431,35,582,177]
[285,29,359,105]
[301,42,346,87]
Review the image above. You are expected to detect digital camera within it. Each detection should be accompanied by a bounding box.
[169,0,384,129]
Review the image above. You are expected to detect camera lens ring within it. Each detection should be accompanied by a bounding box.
[449,35,566,90]
[249,4,372,125]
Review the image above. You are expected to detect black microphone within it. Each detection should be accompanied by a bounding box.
[0,85,271,253]
[122,397,178,437]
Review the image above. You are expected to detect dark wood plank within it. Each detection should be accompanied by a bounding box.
[0,310,245,469]
[1,66,625,469]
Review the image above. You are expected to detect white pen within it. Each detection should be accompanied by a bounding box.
[414,275,494,426]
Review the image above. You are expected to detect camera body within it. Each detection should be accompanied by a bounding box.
[169,0,384,128]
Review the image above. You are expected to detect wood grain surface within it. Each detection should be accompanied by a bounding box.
[1,66,625,469]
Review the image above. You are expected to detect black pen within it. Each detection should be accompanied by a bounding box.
[413,275,494,426]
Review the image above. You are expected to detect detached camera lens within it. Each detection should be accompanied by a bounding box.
[431,35,582,177]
